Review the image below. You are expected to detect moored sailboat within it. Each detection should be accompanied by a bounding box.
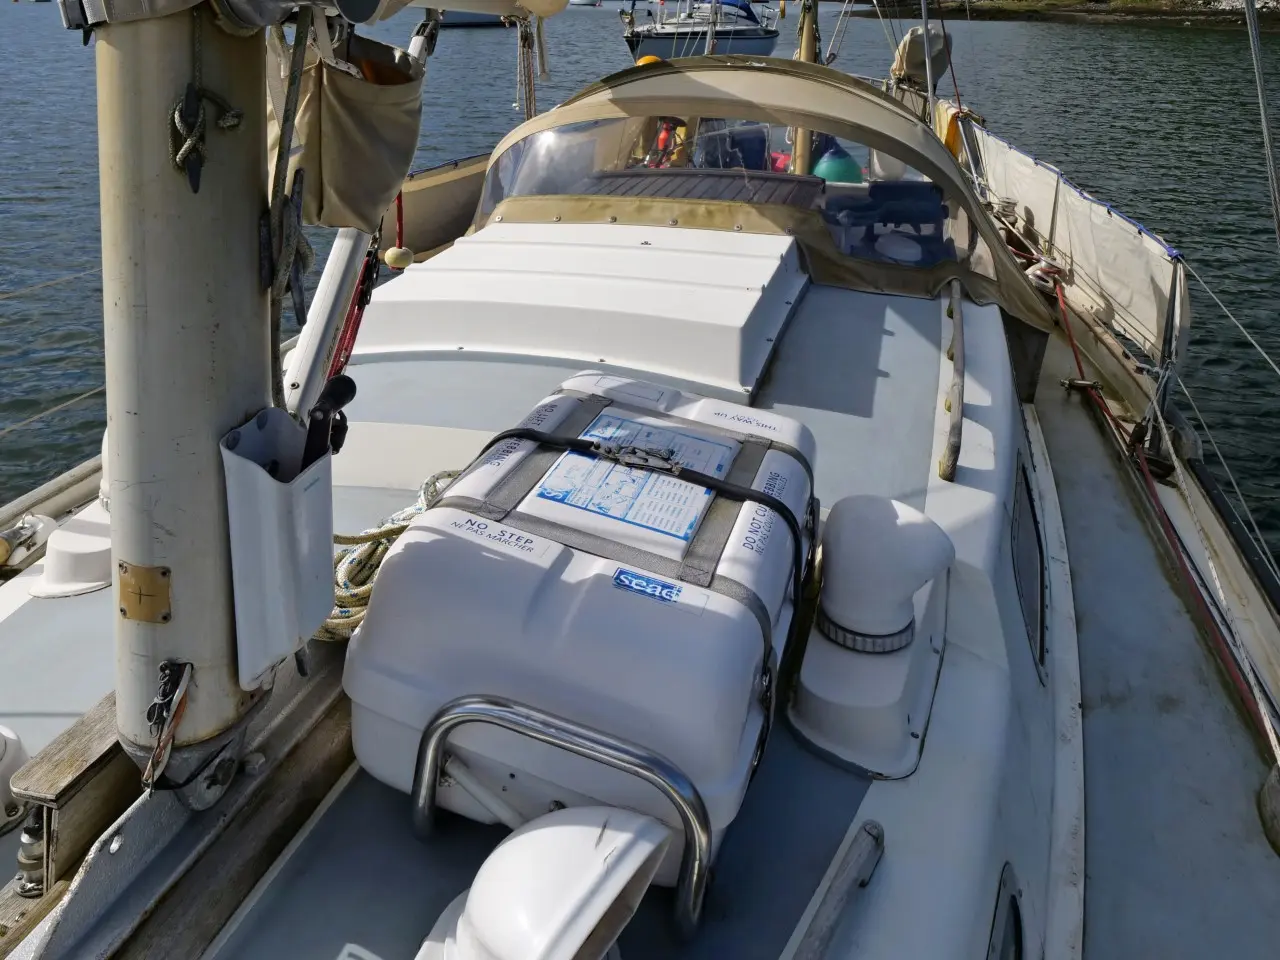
[621,0,778,59]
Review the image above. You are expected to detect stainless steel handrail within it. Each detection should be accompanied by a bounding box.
[412,694,713,941]
[938,279,965,482]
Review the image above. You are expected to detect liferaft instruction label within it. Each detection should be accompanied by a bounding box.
[534,413,738,542]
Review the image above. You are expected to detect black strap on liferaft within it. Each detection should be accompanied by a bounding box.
[467,426,809,636]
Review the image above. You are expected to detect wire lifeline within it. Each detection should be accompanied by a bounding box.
[0,386,104,442]
[1148,399,1280,768]
[1183,260,1280,383]
[1176,375,1280,584]
[1242,0,1280,260]
[0,266,102,302]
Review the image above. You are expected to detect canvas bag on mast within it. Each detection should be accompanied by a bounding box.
[266,22,425,234]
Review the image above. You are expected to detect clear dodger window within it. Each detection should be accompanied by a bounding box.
[476,115,994,277]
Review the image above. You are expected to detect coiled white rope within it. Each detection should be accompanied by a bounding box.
[314,470,458,642]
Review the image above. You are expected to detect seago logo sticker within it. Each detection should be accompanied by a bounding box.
[613,569,682,603]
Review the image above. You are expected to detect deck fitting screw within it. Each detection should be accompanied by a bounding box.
[553,215,561,222]
[668,219,678,226]
[208,756,237,788]
[734,224,742,231]
[118,562,127,573]
[608,215,617,223]
[160,612,171,623]
[119,607,127,617]
[494,215,503,222]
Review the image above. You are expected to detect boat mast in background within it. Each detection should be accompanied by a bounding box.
[789,0,818,175]
[919,0,935,122]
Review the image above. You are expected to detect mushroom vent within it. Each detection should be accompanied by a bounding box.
[817,495,955,654]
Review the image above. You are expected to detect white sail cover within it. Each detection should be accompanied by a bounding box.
[890,24,951,90]
[970,125,1188,364]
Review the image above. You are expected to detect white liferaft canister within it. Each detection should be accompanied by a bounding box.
[343,373,815,883]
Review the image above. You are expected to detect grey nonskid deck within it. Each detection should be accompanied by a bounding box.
[756,285,941,512]
[1036,339,1280,959]
[207,726,870,960]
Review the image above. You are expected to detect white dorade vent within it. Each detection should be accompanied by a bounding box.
[415,806,667,960]
[817,495,954,654]
[788,495,954,777]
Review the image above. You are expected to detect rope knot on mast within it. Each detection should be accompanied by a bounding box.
[168,8,243,194]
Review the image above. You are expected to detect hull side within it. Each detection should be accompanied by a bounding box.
[625,28,778,59]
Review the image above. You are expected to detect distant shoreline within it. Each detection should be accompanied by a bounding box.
[843,2,1280,31]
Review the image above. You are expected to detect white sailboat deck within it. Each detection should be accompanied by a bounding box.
[0,218,1021,956]
[199,246,945,955]
[202,236,985,955]
[0,247,1276,959]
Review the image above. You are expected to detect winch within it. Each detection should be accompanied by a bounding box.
[343,373,816,882]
